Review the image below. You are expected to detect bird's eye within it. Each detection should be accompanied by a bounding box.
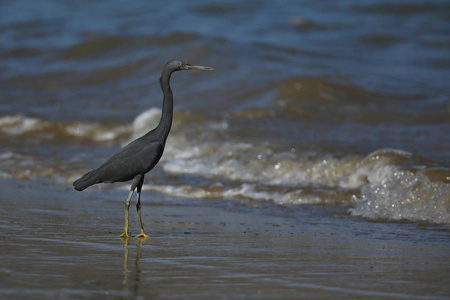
[179,62,183,67]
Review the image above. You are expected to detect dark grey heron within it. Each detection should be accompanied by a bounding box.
[73,59,213,238]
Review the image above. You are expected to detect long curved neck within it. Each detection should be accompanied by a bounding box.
[156,69,174,145]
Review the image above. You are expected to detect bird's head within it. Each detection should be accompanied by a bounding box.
[165,59,214,72]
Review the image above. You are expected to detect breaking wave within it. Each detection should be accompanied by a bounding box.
[1,110,449,224]
[0,114,131,142]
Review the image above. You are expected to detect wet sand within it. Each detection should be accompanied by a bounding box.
[0,178,448,299]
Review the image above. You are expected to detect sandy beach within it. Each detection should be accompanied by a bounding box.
[1,178,448,299]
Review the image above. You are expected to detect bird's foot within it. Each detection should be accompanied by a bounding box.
[119,231,131,238]
[135,232,150,238]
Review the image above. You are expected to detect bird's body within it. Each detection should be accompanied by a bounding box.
[73,59,213,238]
[73,128,164,190]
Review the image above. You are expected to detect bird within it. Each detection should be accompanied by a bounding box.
[73,59,213,238]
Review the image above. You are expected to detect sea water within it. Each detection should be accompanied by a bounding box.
[0,0,449,225]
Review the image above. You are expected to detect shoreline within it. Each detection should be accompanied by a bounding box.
[0,178,449,299]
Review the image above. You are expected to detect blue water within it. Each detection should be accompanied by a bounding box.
[2,0,449,92]
[0,0,449,223]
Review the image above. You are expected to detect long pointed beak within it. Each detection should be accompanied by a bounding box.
[186,64,214,71]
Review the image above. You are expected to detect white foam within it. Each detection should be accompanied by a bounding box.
[2,112,447,224]
[0,115,130,142]
[0,115,43,135]
[0,152,16,160]
[160,141,450,223]
[143,184,220,199]
[223,184,279,201]
[350,160,450,224]
[223,184,322,205]
[340,148,413,189]
[66,122,130,141]
[143,182,322,205]
[131,107,161,139]
[162,141,360,188]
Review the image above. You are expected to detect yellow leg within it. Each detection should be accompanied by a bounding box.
[135,190,149,238]
[119,190,134,238]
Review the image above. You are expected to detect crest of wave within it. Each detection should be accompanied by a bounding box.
[349,159,450,224]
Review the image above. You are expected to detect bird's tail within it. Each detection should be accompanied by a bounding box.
[73,169,101,191]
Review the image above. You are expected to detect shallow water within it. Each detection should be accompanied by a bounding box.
[0,0,449,298]
[1,179,449,299]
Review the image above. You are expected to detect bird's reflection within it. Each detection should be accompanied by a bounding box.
[122,237,147,294]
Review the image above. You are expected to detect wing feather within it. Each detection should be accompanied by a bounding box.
[97,140,164,183]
